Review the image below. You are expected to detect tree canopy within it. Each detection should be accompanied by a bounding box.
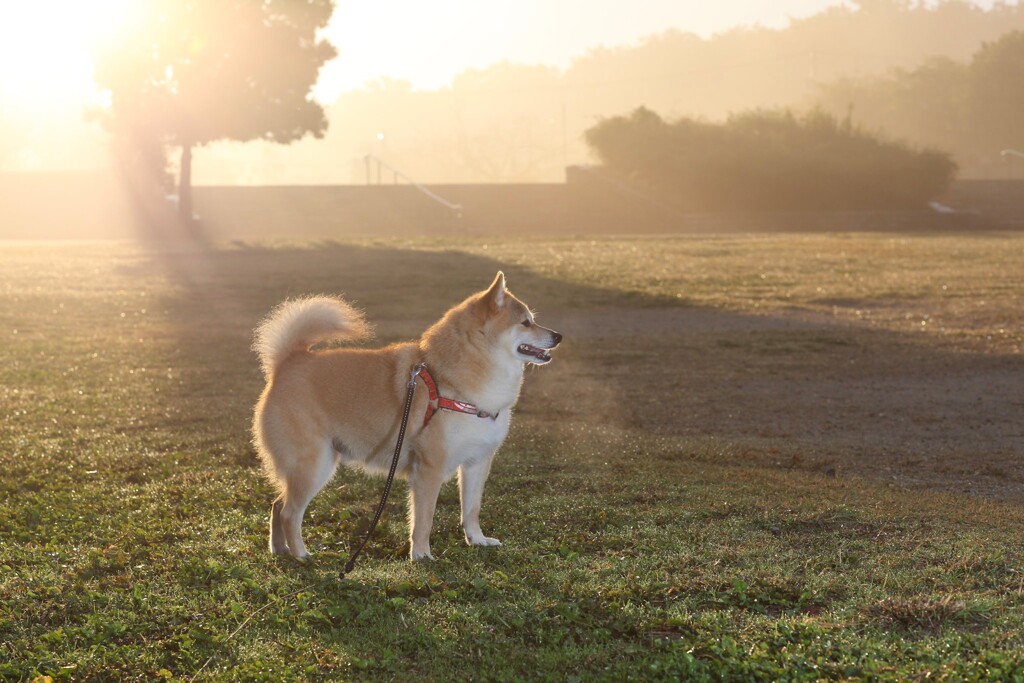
[93,0,336,225]
[969,31,1024,154]
[814,30,1024,177]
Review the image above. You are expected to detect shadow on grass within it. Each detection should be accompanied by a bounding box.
[3,239,1022,679]
[132,239,1024,505]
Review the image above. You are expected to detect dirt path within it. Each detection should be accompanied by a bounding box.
[529,305,1024,502]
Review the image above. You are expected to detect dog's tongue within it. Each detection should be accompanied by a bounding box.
[518,343,551,361]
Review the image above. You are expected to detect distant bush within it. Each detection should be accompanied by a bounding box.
[584,108,957,211]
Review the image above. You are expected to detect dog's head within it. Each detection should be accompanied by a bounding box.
[478,272,562,365]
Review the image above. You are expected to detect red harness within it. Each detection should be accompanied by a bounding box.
[417,366,498,427]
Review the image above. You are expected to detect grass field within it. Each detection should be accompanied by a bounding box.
[1,233,1023,681]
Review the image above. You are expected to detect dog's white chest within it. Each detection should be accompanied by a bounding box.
[441,412,510,474]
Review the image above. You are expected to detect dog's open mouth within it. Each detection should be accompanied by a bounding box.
[517,343,552,363]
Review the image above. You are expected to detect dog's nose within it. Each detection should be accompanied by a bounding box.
[551,331,563,345]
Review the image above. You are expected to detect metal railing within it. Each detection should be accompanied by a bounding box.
[363,154,462,218]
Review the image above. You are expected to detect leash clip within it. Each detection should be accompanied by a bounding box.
[409,363,425,388]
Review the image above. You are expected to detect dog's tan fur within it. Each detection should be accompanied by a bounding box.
[252,272,561,561]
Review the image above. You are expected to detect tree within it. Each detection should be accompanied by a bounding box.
[813,58,971,166]
[93,0,336,226]
[810,30,1024,177]
[970,30,1024,154]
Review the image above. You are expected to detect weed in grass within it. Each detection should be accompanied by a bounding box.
[866,594,992,632]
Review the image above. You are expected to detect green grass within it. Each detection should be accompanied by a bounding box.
[1,235,1023,681]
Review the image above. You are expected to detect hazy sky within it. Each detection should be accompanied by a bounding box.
[1,0,1017,113]
[316,0,855,98]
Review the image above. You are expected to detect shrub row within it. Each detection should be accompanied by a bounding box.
[585,107,956,211]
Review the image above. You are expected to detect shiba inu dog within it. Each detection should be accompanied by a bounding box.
[252,272,562,561]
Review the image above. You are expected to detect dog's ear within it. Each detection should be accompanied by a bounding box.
[484,271,506,308]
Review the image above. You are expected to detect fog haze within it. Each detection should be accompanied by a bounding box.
[3,1,1023,183]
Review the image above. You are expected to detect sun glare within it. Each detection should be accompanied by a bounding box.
[0,1,135,113]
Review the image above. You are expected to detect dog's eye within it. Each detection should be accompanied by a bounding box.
[521,320,532,328]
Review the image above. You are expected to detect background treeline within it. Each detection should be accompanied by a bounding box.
[5,0,1024,183]
[188,0,1024,184]
[585,108,956,211]
[816,30,1024,178]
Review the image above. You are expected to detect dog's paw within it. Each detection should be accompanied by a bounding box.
[467,535,502,547]
[410,548,436,562]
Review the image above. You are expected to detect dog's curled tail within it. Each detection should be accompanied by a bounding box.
[254,296,370,379]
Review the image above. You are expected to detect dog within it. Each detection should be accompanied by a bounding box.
[252,272,561,561]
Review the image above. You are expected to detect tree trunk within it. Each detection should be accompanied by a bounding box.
[178,143,193,223]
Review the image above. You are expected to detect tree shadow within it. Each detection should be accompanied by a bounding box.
[130,240,1024,505]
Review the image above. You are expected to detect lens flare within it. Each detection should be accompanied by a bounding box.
[0,1,136,112]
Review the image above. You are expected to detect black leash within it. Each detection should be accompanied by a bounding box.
[341,363,424,577]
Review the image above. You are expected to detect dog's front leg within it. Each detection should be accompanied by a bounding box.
[459,454,501,548]
[408,457,445,561]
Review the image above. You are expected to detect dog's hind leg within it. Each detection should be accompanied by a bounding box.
[279,443,338,560]
[269,494,288,555]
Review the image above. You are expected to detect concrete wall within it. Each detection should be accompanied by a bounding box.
[191,181,1002,237]
[0,172,137,240]
[940,179,1024,226]
[2,171,1022,240]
